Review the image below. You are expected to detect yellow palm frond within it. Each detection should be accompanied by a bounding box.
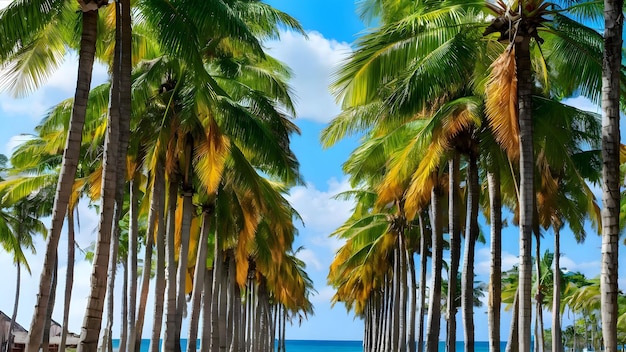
[195,118,230,195]
[69,177,86,211]
[236,194,260,287]
[485,49,519,161]
[404,171,437,220]
[87,166,103,201]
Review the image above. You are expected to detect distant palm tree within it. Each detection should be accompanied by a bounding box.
[0,194,48,352]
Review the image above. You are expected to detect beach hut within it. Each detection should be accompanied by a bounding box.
[0,311,79,352]
[0,310,28,352]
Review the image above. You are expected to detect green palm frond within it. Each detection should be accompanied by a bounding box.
[231,1,305,40]
[0,174,58,204]
[0,0,69,60]
[0,19,69,97]
[541,13,603,103]
[320,102,384,149]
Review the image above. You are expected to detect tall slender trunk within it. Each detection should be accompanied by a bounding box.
[447,155,461,352]
[187,208,213,352]
[127,177,139,352]
[26,9,98,352]
[462,153,479,352]
[426,184,443,352]
[176,138,194,349]
[210,243,223,352]
[516,36,534,352]
[406,249,418,352]
[601,1,623,352]
[392,244,401,351]
[398,234,408,352]
[487,170,502,352]
[534,236,544,352]
[408,250,417,352]
[118,0,133,347]
[78,0,129,347]
[149,164,167,352]
[228,253,238,352]
[120,261,129,352]
[552,224,563,352]
[199,268,213,352]
[164,179,180,352]
[41,256,58,352]
[134,189,156,352]
[505,288,519,352]
[218,255,229,352]
[60,208,75,352]
[230,284,241,352]
[417,212,428,352]
[103,230,119,352]
[7,262,21,352]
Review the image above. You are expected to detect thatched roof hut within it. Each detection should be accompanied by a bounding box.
[0,311,79,352]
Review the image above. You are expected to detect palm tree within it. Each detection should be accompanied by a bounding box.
[0,0,109,348]
[600,0,623,350]
[483,2,605,349]
[0,195,47,352]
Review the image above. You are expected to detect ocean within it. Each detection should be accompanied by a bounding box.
[112,339,508,351]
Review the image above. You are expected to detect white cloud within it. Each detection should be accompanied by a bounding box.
[265,31,352,123]
[0,56,108,124]
[288,177,353,238]
[296,248,323,271]
[4,134,33,156]
[475,248,519,277]
[560,256,601,278]
[311,285,336,305]
[0,0,11,9]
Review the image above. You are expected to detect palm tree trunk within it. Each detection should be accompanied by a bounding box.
[516,35,534,352]
[218,256,229,352]
[552,224,563,352]
[59,208,75,352]
[399,234,408,352]
[118,0,133,346]
[78,0,128,347]
[534,235,544,352]
[149,164,167,352]
[601,1,623,352]
[103,230,119,352]
[25,9,98,352]
[426,184,443,352]
[408,249,417,352]
[199,268,213,352]
[487,169,502,352]
[164,179,180,352]
[41,255,58,352]
[134,193,156,352]
[505,288,519,352]
[462,153,479,352]
[210,243,223,352]
[447,155,461,352]
[120,261,129,352]
[127,177,139,352]
[392,244,401,351]
[226,250,237,352]
[176,139,194,348]
[230,283,241,352]
[187,208,213,352]
[417,212,428,352]
[7,262,21,352]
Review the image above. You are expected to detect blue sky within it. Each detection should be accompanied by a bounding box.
[0,0,624,344]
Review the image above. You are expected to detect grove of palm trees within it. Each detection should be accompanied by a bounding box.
[0,0,624,352]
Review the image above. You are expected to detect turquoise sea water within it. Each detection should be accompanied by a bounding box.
[113,339,507,351]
